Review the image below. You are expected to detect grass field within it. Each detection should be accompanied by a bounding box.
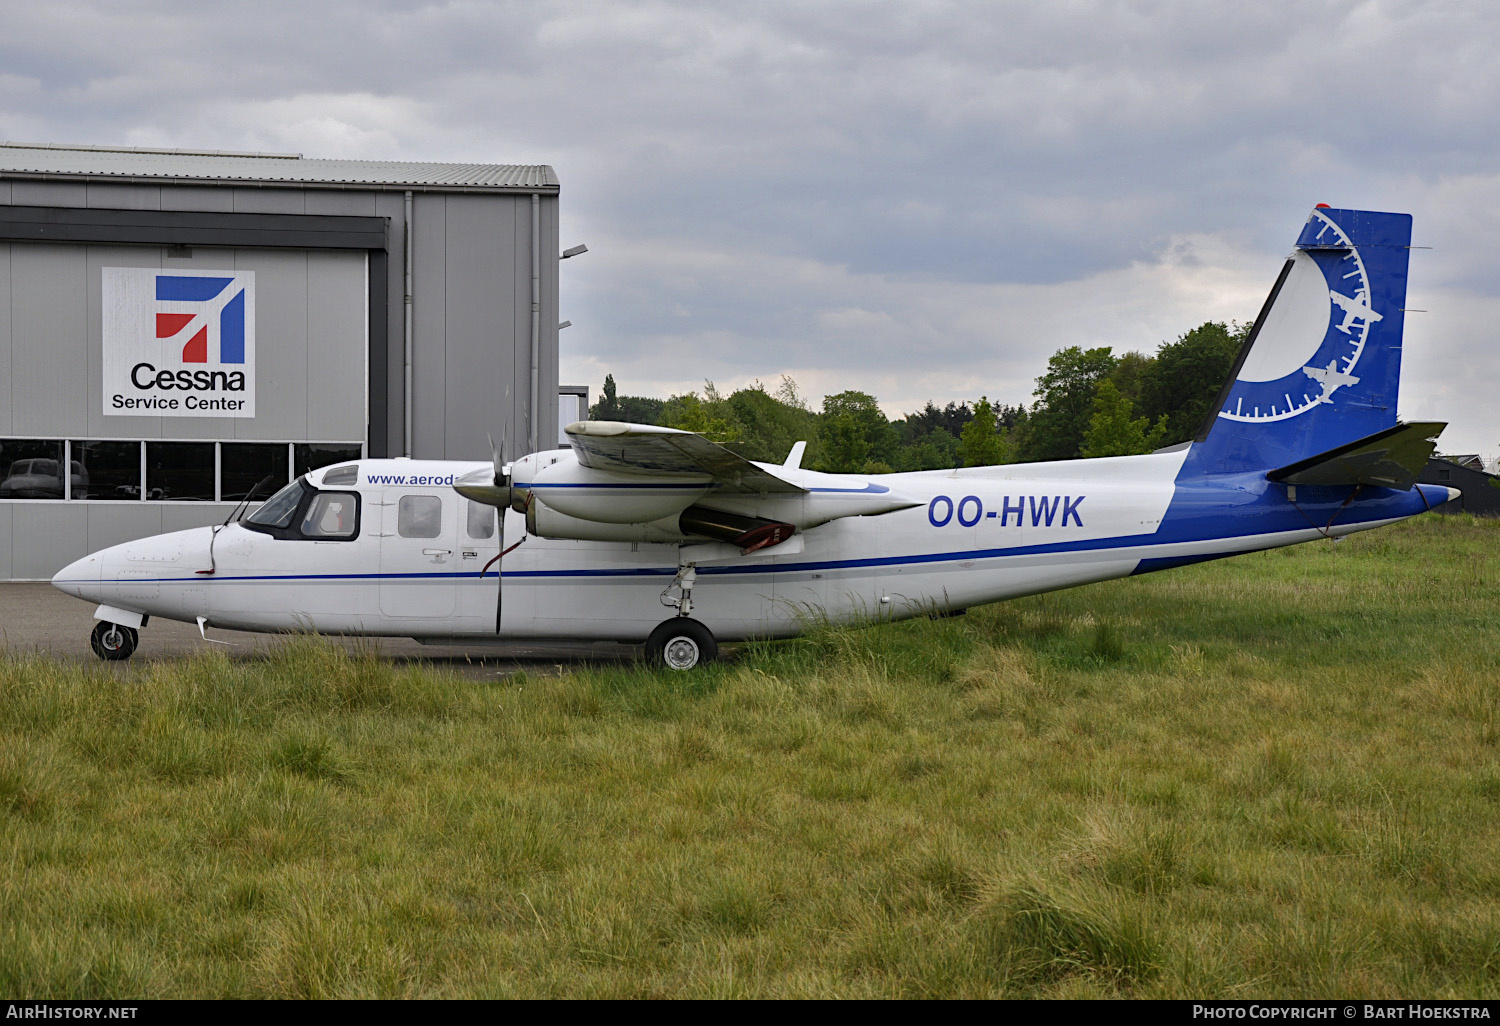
[2,514,1498,998]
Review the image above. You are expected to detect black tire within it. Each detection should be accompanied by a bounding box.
[646,618,717,671]
[90,621,138,661]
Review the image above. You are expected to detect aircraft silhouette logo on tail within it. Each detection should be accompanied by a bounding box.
[1329,287,1383,335]
[1302,359,1361,404]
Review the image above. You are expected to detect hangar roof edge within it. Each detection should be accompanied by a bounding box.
[0,143,559,192]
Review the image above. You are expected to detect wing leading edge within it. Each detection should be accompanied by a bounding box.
[565,420,807,494]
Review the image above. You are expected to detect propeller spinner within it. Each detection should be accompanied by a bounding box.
[454,432,513,509]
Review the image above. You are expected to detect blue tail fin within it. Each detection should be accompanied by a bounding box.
[1190,206,1412,474]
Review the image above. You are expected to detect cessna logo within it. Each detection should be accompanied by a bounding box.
[102,268,256,417]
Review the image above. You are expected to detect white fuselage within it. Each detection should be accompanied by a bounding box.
[50,448,1431,644]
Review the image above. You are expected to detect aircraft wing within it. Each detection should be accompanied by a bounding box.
[565,421,807,494]
[1266,421,1446,490]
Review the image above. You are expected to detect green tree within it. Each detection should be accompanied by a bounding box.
[1022,346,1118,462]
[817,412,870,472]
[723,378,817,464]
[814,390,897,472]
[1137,321,1246,444]
[894,427,960,471]
[659,383,741,444]
[594,373,619,419]
[589,374,665,424]
[1080,379,1168,458]
[1108,350,1153,406]
[959,396,1007,467]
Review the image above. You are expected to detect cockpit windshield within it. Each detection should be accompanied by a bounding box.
[245,478,306,529]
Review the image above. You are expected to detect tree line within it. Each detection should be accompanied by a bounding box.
[589,320,1249,473]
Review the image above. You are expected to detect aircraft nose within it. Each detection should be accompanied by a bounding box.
[52,552,102,599]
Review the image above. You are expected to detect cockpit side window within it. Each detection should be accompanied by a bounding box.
[300,492,360,539]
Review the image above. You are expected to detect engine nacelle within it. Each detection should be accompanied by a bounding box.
[523,455,711,524]
[526,497,690,543]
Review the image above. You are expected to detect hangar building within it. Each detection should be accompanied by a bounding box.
[0,142,564,580]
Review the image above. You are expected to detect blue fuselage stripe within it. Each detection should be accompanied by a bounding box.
[91,515,1382,587]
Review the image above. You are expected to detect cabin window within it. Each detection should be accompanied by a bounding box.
[245,479,306,529]
[301,492,359,539]
[466,500,495,539]
[320,464,359,486]
[295,443,363,478]
[398,495,443,539]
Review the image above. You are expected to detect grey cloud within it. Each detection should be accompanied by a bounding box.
[2,0,1497,454]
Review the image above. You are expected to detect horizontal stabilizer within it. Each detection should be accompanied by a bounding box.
[1266,421,1445,490]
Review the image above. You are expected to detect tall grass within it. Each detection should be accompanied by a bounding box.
[1,514,1497,997]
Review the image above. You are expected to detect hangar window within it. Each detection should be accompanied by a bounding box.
[466,500,496,539]
[0,438,362,503]
[147,442,216,501]
[0,440,65,499]
[398,495,443,539]
[222,443,290,503]
[71,441,142,500]
[301,492,360,540]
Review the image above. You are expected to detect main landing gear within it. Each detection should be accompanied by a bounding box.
[648,559,717,670]
[90,621,138,661]
[647,617,717,671]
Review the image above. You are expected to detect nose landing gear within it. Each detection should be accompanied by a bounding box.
[90,621,139,661]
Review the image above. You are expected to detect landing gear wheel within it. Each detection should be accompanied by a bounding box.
[646,618,717,671]
[90,621,138,661]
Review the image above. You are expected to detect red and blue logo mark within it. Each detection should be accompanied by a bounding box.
[154,276,246,364]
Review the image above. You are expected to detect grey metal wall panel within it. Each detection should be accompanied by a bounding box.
[86,183,161,211]
[367,249,388,457]
[0,244,10,433]
[374,191,406,457]
[305,191,377,216]
[86,245,172,439]
[232,188,305,215]
[10,181,87,207]
[230,248,308,439]
[12,503,86,579]
[0,504,11,580]
[87,503,161,554]
[162,504,238,533]
[410,193,446,458]
[0,181,10,204]
[158,185,233,213]
[511,198,530,453]
[442,193,517,461]
[305,250,369,441]
[541,196,560,453]
[10,244,87,435]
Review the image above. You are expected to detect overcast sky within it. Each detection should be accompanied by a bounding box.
[3,0,1497,456]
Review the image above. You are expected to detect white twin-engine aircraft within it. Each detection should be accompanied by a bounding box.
[53,206,1458,669]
